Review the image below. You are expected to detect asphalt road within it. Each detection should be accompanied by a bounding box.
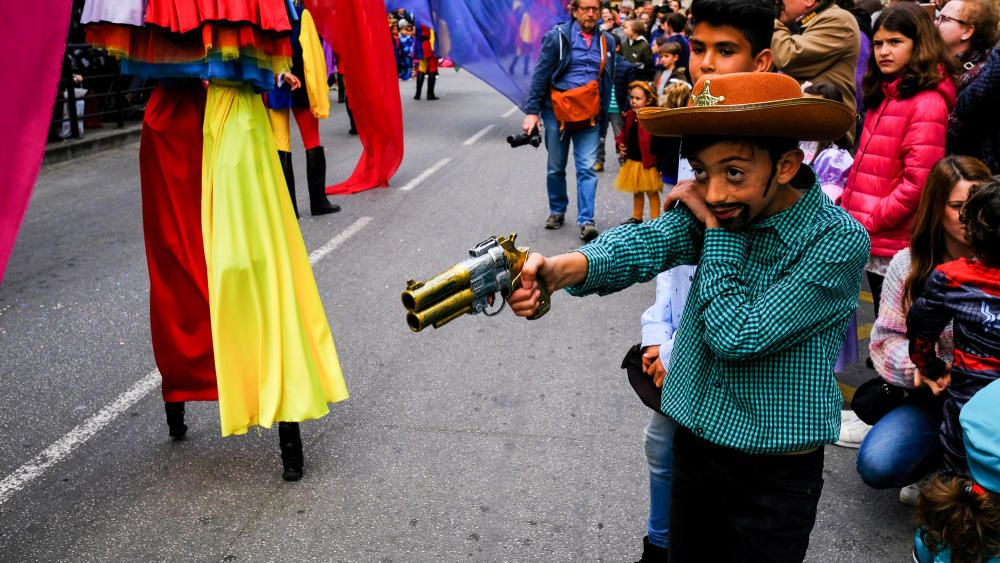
[0,71,913,562]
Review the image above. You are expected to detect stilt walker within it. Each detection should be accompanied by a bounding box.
[413,22,439,100]
[266,1,340,218]
[84,0,349,481]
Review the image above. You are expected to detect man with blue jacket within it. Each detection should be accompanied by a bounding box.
[523,0,616,242]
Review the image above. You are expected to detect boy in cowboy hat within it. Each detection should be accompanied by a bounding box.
[507,72,869,562]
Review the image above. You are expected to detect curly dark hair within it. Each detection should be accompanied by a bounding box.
[916,474,1000,563]
[862,2,957,109]
[961,178,1000,267]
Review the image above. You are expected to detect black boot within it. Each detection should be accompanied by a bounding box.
[336,73,346,103]
[634,536,669,563]
[278,422,304,481]
[414,71,424,100]
[305,146,340,216]
[277,150,299,218]
[426,72,439,100]
[164,401,187,440]
[345,99,357,135]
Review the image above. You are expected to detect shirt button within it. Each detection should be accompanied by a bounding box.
[713,379,723,389]
[694,427,704,435]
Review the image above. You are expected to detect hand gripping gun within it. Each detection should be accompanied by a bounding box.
[401,234,551,332]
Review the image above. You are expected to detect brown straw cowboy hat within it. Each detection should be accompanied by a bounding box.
[636,72,855,142]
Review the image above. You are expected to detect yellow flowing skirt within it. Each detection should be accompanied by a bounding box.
[202,82,349,436]
[614,159,662,193]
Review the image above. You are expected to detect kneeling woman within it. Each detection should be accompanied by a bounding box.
[859,156,992,496]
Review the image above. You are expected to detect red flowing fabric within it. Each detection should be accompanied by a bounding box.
[140,83,218,402]
[0,0,73,285]
[305,0,404,194]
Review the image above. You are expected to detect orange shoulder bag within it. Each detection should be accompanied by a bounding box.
[549,33,607,132]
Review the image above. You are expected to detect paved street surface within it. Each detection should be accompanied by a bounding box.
[1,72,913,562]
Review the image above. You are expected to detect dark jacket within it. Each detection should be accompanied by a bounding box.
[613,55,637,113]
[525,21,617,120]
[621,36,654,80]
[948,47,1000,172]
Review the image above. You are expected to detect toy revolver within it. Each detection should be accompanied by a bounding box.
[402,234,550,332]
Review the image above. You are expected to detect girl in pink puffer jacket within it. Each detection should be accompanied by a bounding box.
[841,2,957,316]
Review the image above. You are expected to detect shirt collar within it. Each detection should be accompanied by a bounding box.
[750,168,822,246]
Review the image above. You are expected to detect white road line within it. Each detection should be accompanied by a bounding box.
[0,370,161,506]
[461,124,496,146]
[308,216,372,265]
[0,218,372,507]
[501,106,519,118]
[399,157,452,192]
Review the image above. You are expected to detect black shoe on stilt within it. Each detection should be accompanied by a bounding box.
[426,73,439,100]
[278,422,304,481]
[346,99,357,135]
[305,146,340,216]
[277,150,299,218]
[164,401,187,440]
[414,72,424,100]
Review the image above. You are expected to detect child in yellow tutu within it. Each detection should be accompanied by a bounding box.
[615,81,662,224]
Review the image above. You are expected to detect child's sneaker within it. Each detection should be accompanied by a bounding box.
[835,410,872,448]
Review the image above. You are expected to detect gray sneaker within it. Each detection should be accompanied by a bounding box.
[899,474,934,506]
[544,213,565,230]
[580,222,599,242]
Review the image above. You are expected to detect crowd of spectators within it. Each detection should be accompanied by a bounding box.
[50,0,151,143]
[523,0,1000,561]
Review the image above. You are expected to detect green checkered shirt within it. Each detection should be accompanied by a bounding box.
[568,181,870,453]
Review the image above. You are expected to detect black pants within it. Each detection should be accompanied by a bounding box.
[669,427,825,563]
[867,270,885,318]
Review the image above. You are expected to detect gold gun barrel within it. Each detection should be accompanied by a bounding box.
[401,264,472,312]
[405,288,476,332]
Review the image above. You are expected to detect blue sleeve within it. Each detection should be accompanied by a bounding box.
[906,269,954,381]
[525,29,560,115]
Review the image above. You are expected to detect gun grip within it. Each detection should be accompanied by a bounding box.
[527,283,551,321]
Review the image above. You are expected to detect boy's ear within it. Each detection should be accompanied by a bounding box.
[753,49,774,73]
[776,148,804,185]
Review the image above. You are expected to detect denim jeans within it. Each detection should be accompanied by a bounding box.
[597,112,625,165]
[670,427,825,562]
[645,411,677,549]
[541,107,599,225]
[856,402,943,489]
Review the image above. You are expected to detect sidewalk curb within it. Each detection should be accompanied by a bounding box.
[43,124,142,166]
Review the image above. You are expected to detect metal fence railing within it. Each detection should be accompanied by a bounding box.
[50,43,153,142]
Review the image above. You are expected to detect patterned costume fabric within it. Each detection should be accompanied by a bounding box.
[84,0,349,436]
[568,178,870,454]
[908,258,1000,466]
[84,0,293,91]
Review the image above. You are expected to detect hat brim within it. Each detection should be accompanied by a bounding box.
[637,98,855,142]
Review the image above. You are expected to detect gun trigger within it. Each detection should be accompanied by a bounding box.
[484,293,506,317]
